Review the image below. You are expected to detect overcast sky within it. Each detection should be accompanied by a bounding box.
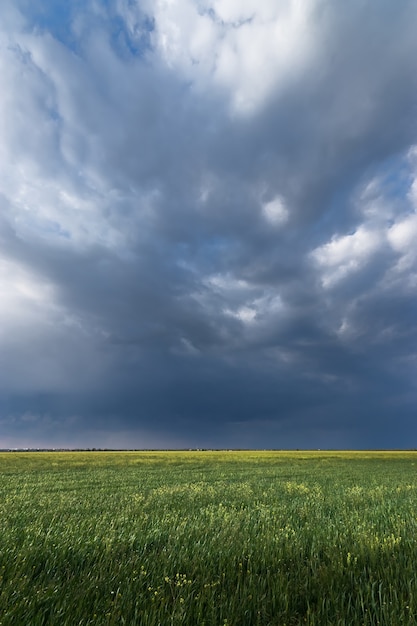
[1,0,417,449]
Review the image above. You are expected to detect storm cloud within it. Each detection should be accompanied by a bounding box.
[1,0,417,448]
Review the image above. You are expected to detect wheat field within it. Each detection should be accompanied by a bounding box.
[1,450,416,625]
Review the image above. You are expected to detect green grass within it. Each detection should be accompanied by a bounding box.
[1,450,417,625]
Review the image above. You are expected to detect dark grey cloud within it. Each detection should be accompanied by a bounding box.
[1,0,417,448]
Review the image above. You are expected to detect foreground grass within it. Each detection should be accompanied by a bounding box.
[1,450,417,625]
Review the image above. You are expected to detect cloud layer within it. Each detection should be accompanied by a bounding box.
[1,0,417,448]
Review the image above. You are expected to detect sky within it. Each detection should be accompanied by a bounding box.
[1,0,417,449]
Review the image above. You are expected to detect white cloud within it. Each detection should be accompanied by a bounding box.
[312,227,382,288]
[224,292,284,328]
[151,0,319,113]
[0,256,56,331]
[207,0,272,23]
[0,23,157,254]
[225,305,257,324]
[262,196,288,226]
[206,273,252,293]
[385,147,417,269]
[387,213,417,278]
[388,214,417,254]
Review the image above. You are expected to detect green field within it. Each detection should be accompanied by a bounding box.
[1,450,417,625]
